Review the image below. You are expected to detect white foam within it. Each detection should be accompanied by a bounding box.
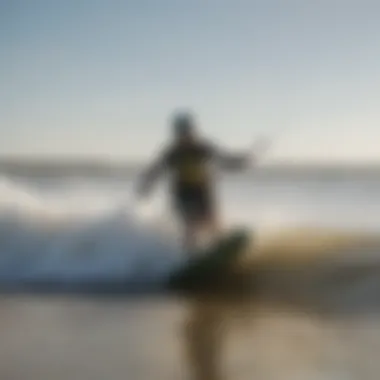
[0,174,379,286]
[0,176,182,285]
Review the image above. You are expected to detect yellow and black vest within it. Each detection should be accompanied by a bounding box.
[165,142,214,187]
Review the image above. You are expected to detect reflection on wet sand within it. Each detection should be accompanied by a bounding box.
[185,300,223,380]
[2,229,380,379]
[184,296,250,380]
[181,229,380,379]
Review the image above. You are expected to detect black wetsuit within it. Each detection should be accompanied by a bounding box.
[162,141,216,222]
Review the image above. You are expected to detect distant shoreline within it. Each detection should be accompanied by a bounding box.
[0,157,380,178]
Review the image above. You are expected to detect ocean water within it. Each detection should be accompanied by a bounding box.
[1,168,380,379]
[0,169,380,289]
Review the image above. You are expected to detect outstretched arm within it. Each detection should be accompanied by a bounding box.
[136,151,168,198]
[214,136,271,170]
[215,148,252,169]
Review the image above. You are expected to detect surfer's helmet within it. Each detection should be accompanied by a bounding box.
[172,111,196,138]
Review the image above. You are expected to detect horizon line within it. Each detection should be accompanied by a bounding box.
[1,155,380,168]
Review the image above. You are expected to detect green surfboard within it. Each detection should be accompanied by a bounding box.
[167,228,250,291]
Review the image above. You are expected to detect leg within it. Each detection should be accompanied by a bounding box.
[183,214,217,255]
[182,219,199,254]
[203,212,220,241]
[176,187,219,255]
[174,193,198,254]
[199,190,221,243]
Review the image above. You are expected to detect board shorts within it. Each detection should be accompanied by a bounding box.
[173,185,214,223]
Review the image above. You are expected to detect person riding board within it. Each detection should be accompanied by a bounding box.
[136,111,268,254]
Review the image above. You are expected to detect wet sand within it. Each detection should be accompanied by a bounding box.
[2,229,380,380]
[1,290,380,379]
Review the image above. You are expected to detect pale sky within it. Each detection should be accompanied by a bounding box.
[1,0,380,162]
